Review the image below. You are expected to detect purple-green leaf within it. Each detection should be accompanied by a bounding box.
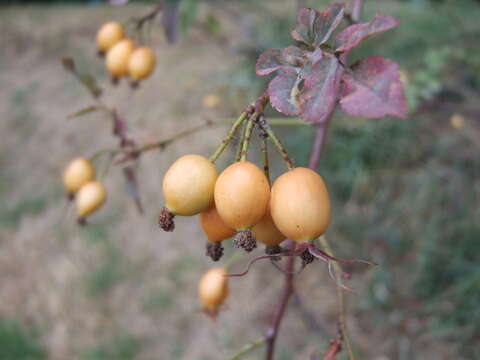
[256,46,304,76]
[268,68,301,115]
[313,3,345,45]
[340,56,407,119]
[291,8,317,45]
[299,55,340,123]
[335,14,400,53]
[291,4,345,46]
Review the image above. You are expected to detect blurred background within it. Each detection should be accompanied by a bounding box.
[0,0,479,359]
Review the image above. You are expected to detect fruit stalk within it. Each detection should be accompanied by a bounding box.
[239,115,257,161]
[260,119,294,170]
[210,111,249,163]
[260,135,270,184]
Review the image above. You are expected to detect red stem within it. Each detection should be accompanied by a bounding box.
[351,0,363,22]
[264,1,364,358]
[265,241,296,360]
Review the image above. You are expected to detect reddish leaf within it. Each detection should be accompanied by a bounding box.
[299,55,340,123]
[305,48,323,65]
[291,4,345,46]
[282,45,305,66]
[340,56,407,119]
[268,68,301,115]
[313,3,345,45]
[291,8,317,45]
[256,46,304,76]
[335,14,400,53]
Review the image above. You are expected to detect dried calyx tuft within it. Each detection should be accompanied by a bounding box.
[206,242,224,262]
[234,229,257,252]
[300,247,315,267]
[158,207,175,232]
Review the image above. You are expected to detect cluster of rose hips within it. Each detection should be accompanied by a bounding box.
[157,103,337,315]
[63,157,107,224]
[161,154,331,253]
[96,21,156,85]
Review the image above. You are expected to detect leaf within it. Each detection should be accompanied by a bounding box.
[256,46,304,76]
[291,8,317,45]
[61,57,76,72]
[305,48,323,65]
[299,55,340,123]
[291,4,345,46]
[313,3,345,45]
[335,14,400,53]
[80,74,103,98]
[282,45,305,66]
[123,166,144,215]
[62,56,103,98]
[268,68,302,115]
[67,105,102,119]
[340,56,407,119]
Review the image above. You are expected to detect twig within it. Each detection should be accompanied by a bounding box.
[229,337,266,360]
[137,119,224,154]
[129,2,163,30]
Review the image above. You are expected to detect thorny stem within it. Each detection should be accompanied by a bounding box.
[351,0,363,22]
[240,115,257,161]
[265,0,365,349]
[308,123,330,169]
[229,337,267,360]
[137,119,225,153]
[210,112,249,163]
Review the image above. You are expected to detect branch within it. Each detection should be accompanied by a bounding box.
[130,1,163,30]
[137,118,225,154]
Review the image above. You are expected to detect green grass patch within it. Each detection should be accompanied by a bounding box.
[85,243,128,297]
[0,195,48,229]
[79,333,142,360]
[0,318,46,360]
